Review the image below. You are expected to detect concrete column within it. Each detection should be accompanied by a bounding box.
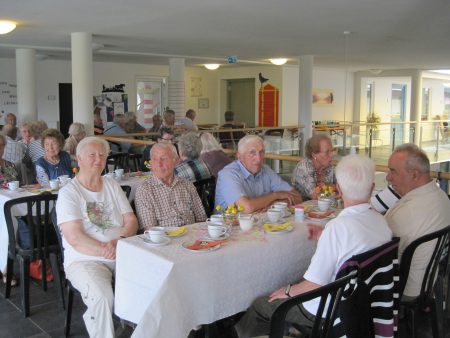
[298,55,314,156]
[16,49,37,122]
[410,70,422,145]
[168,58,185,118]
[71,32,94,135]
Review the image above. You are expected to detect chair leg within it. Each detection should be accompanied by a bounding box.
[432,276,444,338]
[65,286,74,337]
[4,257,14,298]
[408,308,416,338]
[49,252,65,309]
[41,258,47,291]
[18,256,30,317]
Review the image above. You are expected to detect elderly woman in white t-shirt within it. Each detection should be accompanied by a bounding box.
[56,136,138,338]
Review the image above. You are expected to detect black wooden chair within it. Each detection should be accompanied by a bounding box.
[193,177,216,217]
[4,192,63,317]
[269,272,356,338]
[121,185,131,199]
[398,225,450,338]
[104,152,129,174]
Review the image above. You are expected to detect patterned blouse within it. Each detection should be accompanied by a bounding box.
[174,158,211,183]
[291,157,335,200]
[0,161,19,187]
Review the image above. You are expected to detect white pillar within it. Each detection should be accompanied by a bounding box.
[298,55,314,155]
[71,32,94,135]
[16,49,37,123]
[168,58,185,118]
[410,70,422,145]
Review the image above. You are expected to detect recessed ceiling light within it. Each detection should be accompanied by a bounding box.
[0,20,16,34]
[269,58,288,66]
[204,64,220,70]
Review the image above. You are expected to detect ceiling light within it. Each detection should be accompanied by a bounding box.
[204,64,220,70]
[269,58,287,66]
[0,21,16,34]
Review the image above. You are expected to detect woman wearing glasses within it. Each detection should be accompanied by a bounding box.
[291,134,336,200]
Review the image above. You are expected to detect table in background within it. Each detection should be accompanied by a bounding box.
[114,220,316,338]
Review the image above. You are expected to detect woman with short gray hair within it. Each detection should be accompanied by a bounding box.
[64,122,86,160]
[199,132,232,177]
[175,132,211,182]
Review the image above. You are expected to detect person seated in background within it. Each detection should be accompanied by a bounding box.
[2,124,26,164]
[175,132,211,183]
[104,114,131,153]
[235,155,393,337]
[199,132,232,177]
[178,109,198,131]
[0,134,20,186]
[219,110,245,149]
[148,114,162,139]
[215,135,301,213]
[35,128,72,185]
[5,113,17,127]
[56,136,138,338]
[384,143,450,299]
[27,120,47,163]
[124,111,146,154]
[140,126,179,171]
[135,143,206,229]
[291,134,336,200]
[63,122,86,162]
[19,122,32,145]
[162,109,176,128]
[93,107,104,135]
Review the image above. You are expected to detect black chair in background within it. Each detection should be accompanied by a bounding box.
[398,225,450,338]
[120,185,131,199]
[105,152,129,173]
[4,192,63,317]
[193,177,216,217]
[269,272,356,338]
[128,153,142,172]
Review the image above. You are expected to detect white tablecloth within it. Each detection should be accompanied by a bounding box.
[114,220,317,338]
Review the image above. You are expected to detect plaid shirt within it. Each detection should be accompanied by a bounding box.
[3,136,26,164]
[291,157,335,200]
[135,174,206,229]
[174,159,211,183]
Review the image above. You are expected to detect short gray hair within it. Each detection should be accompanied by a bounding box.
[305,134,332,159]
[150,142,178,159]
[113,114,126,125]
[336,154,375,201]
[200,132,223,153]
[68,122,86,137]
[238,135,263,153]
[77,136,110,156]
[178,132,202,159]
[393,143,430,173]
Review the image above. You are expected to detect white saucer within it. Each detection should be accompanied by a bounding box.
[264,225,294,234]
[7,188,24,193]
[142,236,170,246]
[182,240,222,253]
[204,232,230,241]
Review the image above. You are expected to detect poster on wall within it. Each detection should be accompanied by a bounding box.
[0,81,17,124]
[95,92,128,125]
[312,88,334,105]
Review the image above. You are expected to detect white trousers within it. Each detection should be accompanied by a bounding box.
[66,261,115,338]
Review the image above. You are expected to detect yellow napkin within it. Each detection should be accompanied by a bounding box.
[165,226,187,237]
[263,222,291,232]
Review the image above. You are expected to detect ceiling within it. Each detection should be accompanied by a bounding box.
[1,0,450,71]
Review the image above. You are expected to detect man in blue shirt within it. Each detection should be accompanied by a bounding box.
[104,114,131,153]
[215,135,301,213]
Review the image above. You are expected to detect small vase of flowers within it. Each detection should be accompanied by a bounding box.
[314,183,336,211]
[215,204,244,226]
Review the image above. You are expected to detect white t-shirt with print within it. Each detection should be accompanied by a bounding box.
[56,176,133,269]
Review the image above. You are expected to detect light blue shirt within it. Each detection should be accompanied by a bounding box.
[215,160,293,208]
[104,123,131,153]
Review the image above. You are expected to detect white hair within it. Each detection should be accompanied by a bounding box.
[76,136,110,156]
[150,142,178,159]
[336,154,375,201]
[238,135,263,153]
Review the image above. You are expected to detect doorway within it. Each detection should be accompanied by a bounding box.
[58,83,73,137]
[390,84,406,147]
[226,78,255,127]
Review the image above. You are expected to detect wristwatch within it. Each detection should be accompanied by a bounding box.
[284,284,292,297]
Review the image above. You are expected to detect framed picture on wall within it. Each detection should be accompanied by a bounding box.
[312,88,334,105]
[198,98,209,109]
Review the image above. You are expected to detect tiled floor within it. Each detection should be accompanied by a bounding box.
[1,274,449,338]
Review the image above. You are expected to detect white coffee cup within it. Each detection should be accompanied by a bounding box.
[7,180,19,191]
[49,179,59,190]
[271,202,287,213]
[238,214,254,231]
[267,209,281,223]
[115,168,124,177]
[58,175,70,187]
[144,228,166,243]
[105,173,115,179]
[318,199,332,212]
[209,214,224,224]
[207,224,227,238]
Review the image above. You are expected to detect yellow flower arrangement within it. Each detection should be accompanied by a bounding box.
[314,183,336,200]
[72,167,79,175]
[144,160,152,170]
[215,204,244,225]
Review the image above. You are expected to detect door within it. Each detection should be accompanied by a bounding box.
[58,83,73,137]
[390,84,406,147]
[227,78,255,127]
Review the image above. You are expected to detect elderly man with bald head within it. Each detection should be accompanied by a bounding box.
[215,135,302,213]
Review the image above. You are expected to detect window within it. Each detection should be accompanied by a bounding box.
[421,88,431,121]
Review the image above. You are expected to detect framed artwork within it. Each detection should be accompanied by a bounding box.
[312,88,334,105]
[190,77,202,97]
[198,98,209,109]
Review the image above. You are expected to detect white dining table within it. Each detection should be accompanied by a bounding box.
[114,218,317,338]
[0,174,146,273]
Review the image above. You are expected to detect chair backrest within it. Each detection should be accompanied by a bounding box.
[120,185,131,199]
[105,152,129,173]
[334,237,400,338]
[398,225,450,304]
[193,177,216,217]
[4,192,59,260]
[50,206,64,263]
[269,272,357,338]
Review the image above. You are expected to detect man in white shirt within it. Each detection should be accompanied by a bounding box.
[178,109,198,131]
[384,143,450,298]
[236,155,392,337]
[2,124,25,164]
